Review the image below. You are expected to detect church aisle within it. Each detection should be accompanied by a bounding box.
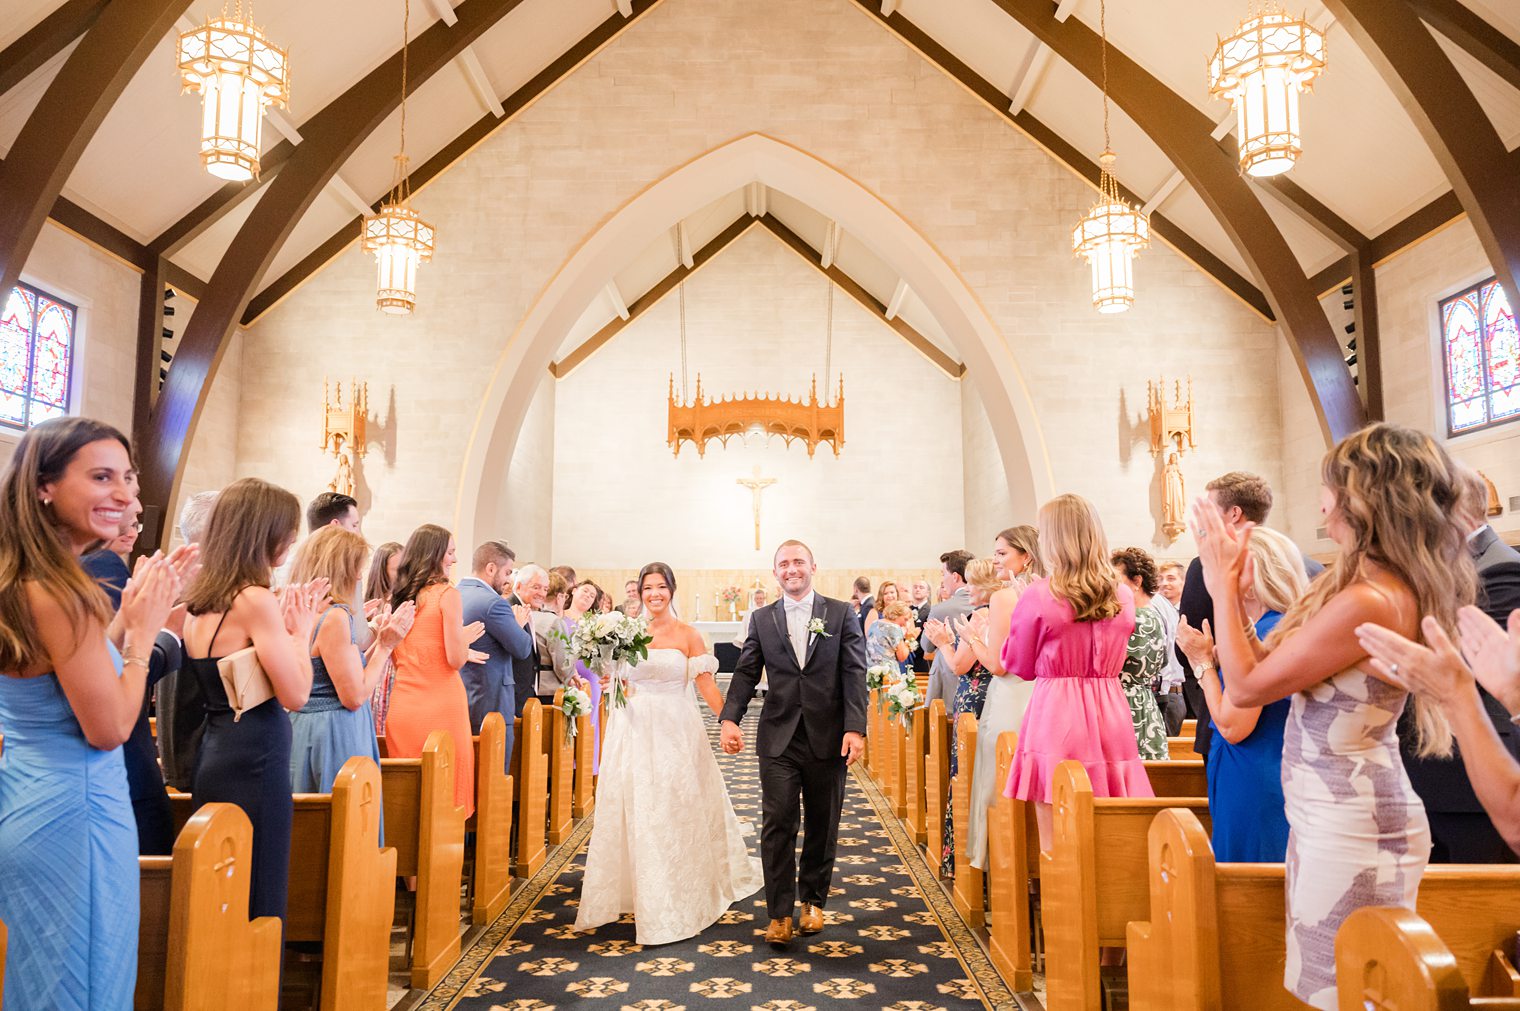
[416,709,1011,1010]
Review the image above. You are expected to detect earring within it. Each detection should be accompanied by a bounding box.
[40,496,52,507]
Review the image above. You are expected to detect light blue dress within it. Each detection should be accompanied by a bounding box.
[289,606,384,839]
[0,641,138,1009]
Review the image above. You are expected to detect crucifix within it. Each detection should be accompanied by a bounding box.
[736,466,778,551]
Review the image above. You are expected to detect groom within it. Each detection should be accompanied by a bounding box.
[721,540,868,948]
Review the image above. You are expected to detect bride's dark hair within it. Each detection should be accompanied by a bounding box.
[637,562,677,600]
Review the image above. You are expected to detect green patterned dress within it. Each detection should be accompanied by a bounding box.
[1119,604,1169,760]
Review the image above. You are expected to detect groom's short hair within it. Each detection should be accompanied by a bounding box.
[774,539,814,564]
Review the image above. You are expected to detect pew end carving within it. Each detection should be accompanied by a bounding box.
[987,730,1033,991]
[924,698,949,868]
[951,713,983,928]
[471,712,515,925]
[514,700,549,877]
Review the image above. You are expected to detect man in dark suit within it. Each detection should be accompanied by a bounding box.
[721,540,868,949]
[458,541,533,768]
[1176,472,1323,762]
[1400,469,1520,862]
[508,564,551,718]
[908,579,934,673]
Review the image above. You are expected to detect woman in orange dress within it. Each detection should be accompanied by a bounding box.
[386,524,483,816]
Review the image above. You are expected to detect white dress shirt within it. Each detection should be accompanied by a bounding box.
[782,591,816,665]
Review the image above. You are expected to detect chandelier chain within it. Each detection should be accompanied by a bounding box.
[392,0,412,206]
[1099,0,1110,154]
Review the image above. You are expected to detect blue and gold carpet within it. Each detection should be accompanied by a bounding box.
[418,708,1011,1010]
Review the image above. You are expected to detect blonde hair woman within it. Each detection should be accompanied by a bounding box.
[1176,526,1307,862]
[1192,422,1473,1009]
[1000,495,1153,849]
[287,526,414,801]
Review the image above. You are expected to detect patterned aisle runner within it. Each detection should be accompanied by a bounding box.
[419,706,1012,1011]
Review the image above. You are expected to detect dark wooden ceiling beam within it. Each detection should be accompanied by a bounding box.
[849,0,1274,321]
[1321,0,1520,320]
[1307,190,1466,295]
[0,0,109,100]
[148,146,295,257]
[1252,174,1366,254]
[550,217,756,379]
[0,0,195,301]
[243,0,665,326]
[758,214,965,380]
[981,0,1363,440]
[1407,0,1520,93]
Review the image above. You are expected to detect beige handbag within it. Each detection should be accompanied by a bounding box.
[217,645,276,722]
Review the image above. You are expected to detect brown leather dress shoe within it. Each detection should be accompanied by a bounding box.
[799,903,824,935]
[764,917,794,948]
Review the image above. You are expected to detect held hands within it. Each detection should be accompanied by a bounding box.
[120,552,181,638]
[377,599,416,650]
[1190,496,1252,600]
[841,731,865,767]
[720,720,744,755]
[511,604,531,627]
[1176,616,1216,672]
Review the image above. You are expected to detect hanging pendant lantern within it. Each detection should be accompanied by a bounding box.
[1209,4,1327,178]
[1073,151,1150,314]
[176,1,289,182]
[1071,0,1149,314]
[362,0,435,315]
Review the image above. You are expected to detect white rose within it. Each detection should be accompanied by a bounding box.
[596,612,622,637]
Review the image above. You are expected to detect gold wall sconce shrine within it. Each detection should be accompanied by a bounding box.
[668,374,845,459]
[321,378,370,497]
[1148,375,1197,542]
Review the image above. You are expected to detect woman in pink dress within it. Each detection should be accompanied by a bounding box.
[1002,494,1154,850]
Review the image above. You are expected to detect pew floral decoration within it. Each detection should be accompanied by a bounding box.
[558,611,652,709]
[867,664,897,712]
[887,674,921,728]
[561,683,592,744]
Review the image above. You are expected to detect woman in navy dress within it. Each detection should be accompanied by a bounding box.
[288,526,412,810]
[182,477,327,923]
[0,417,180,1007]
[1177,526,1309,861]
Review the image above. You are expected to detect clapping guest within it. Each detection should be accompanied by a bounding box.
[908,579,934,673]
[864,581,900,633]
[866,601,915,677]
[288,526,414,808]
[958,525,1045,872]
[533,571,574,706]
[388,524,484,817]
[183,477,326,923]
[364,540,404,734]
[923,551,974,709]
[1003,495,1152,851]
[554,580,606,773]
[1110,548,1170,760]
[1157,561,1184,607]
[1193,423,1472,1009]
[1175,527,1307,861]
[508,564,551,716]
[0,418,180,1007]
[458,541,533,772]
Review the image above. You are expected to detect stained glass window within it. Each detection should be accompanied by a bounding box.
[0,282,76,430]
[1441,278,1519,436]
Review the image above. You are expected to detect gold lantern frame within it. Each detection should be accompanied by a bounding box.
[176,2,289,182]
[1209,5,1327,178]
[1073,152,1151,314]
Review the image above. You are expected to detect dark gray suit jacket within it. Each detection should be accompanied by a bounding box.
[722,593,868,760]
[458,577,534,732]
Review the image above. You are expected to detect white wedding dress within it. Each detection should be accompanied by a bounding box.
[575,649,764,945]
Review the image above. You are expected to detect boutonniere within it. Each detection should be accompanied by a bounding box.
[807,617,830,638]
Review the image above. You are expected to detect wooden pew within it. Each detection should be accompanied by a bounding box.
[1145,759,1206,798]
[136,803,281,1010]
[1181,718,1196,738]
[1166,736,1198,761]
[923,699,950,868]
[573,708,595,819]
[987,730,1034,992]
[512,699,549,877]
[866,689,881,775]
[903,707,928,844]
[547,689,574,844]
[881,698,899,803]
[470,712,514,926]
[951,713,983,928]
[1043,760,1212,1011]
[1336,908,1520,1011]
[1127,808,1520,1011]
[892,712,910,820]
[286,756,396,1011]
[381,730,467,989]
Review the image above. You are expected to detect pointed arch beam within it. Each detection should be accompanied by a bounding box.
[1320,0,1520,319]
[0,0,109,100]
[136,0,552,533]
[1405,0,1520,94]
[0,0,195,301]
[984,0,1365,442]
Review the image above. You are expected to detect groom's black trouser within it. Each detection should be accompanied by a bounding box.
[758,720,847,920]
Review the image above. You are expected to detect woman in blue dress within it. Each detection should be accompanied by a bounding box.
[0,417,180,1007]
[1176,525,1309,862]
[288,526,413,815]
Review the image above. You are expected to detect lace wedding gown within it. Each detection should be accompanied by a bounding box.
[575,649,764,944]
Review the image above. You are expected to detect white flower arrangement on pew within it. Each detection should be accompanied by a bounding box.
[559,611,652,710]
[867,664,898,712]
[561,683,592,743]
[886,673,921,728]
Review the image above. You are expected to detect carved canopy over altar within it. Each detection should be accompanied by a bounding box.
[667,374,845,458]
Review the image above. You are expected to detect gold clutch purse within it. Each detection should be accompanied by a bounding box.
[217,645,277,722]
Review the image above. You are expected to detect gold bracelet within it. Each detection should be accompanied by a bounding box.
[121,653,149,671]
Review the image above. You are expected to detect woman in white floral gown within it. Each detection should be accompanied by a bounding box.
[575,562,763,945]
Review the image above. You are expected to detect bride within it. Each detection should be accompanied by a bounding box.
[574,562,764,944]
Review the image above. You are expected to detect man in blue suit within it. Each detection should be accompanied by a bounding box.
[458,540,534,769]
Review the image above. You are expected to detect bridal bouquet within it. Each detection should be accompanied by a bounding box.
[866,664,897,712]
[561,611,652,709]
[886,673,921,728]
[561,683,592,743]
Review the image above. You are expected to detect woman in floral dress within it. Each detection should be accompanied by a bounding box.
[1111,547,1169,760]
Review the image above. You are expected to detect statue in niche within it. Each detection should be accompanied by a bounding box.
[1148,375,1195,543]
[1162,450,1187,540]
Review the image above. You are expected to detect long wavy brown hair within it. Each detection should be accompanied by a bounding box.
[391,524,453,609]
[184,478,301,616]
[364,541,403,602]
[0,417,125,671]
[1038,494,1121,622]
[1268,423,1474,757]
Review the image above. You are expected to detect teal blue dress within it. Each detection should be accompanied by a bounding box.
[289,606,384,840]
[0,642,138,1009]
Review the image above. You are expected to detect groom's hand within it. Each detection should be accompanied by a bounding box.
[841,732,865,767]
[720,720,744,755]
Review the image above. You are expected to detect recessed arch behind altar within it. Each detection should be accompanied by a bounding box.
[454,133,1054,551]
